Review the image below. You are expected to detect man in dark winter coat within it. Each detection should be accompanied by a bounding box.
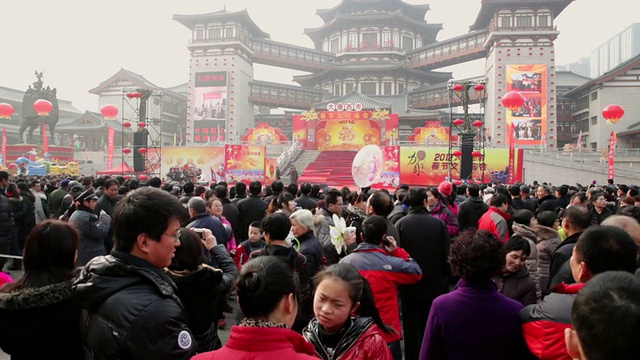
[94,178,119,253]
[69,188,111,266]
[458,184,489,230]
[296,182,317,211]
[0,171,14,271]
[73,187,195,359]
[547,205,591,290]
[186,197,227,248]
[395,187,451,360]
[535,185,556,214]
[236,181,267,241]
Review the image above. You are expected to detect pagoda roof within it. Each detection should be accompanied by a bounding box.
[564,53,640,97]
[470,0,574,31]
[316,0,430,23]
[312,90,392,110]
[57,111,134,133]
[173,9,269,39]
[89,68,187,101]
[305,11,442,47]
[293,62,451,87]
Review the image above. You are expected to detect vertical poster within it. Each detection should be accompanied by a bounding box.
[107,126,115,170]
[224,144,266,184]
[1,128,6,166]
[42,124,49,155]
[506,64,547,146]
[264,158,279,184]
[193,71,227,144]
[608,132,616,180]
[161,146,225,183]
[292,115,308,148]
[371,146,400,190]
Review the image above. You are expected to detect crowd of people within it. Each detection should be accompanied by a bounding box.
[1,170,640,359]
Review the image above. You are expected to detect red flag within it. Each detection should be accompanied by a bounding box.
[42,124,49,155]
[507,123,515,184]
[107,126,115,170]
[608,131,616,180]
[1,128,6,166]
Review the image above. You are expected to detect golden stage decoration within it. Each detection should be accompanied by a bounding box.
[371,108,390,121]
[302,108,318,122]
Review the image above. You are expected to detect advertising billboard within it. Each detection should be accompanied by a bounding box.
[224,144,266,184]
[193,71,227,143]
[161,146,225,183]
[506,64,547,146]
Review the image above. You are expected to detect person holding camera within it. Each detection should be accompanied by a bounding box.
[339,215,423,360]
[165,228,238,353]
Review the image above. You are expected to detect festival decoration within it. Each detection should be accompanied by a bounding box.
[453,118,464,127]
[329,214,347,255]
[472,150,483,158]
[0,103,14,119]
[100,104,118,120]
[602,104,625,124]
[138,174,148,181]
[474,84,485,92]
[452,84,464,92]
[33,99,53,116]
[473,120,484,128]
[123,122,132,128]
[137,122,147,129]
[123,148,132,154]
[351,145,384,188]
[126,92,142,99]
[452,150,463,158]
[501,91,526,111]
[138,147,147,154]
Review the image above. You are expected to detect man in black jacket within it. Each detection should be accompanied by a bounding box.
[0,171,14,271]
[186,197,227,248]
[296,182,317,211]
[236,181,267,241]
[73,187,195,359]
[94,178,119,253]
[395,187,451,360]
[458,184,489,230]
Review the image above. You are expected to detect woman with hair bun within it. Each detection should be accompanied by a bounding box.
[192,256,316,360]
[419,230,534,359]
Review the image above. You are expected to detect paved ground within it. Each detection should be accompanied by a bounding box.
[0,267,237,359]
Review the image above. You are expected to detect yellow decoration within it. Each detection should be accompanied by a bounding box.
[371,108,390,121]
[302,108,318,122]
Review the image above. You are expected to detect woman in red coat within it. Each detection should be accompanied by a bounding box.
[302,263,394,360]
[192,256,317,360]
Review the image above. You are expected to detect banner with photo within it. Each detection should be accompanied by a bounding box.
[506,64,548,146]
[407,121,451,146]
[224,145,266,184]
[193,71,227,143]
[399,147,523,186]
[161,146,225,183]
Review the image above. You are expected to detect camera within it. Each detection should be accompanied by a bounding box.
[193,228,206,239]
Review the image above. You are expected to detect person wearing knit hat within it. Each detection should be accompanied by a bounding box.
[438,181,458,215]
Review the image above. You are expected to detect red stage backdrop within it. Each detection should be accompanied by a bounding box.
[407,121,451,146]
[241,122,288,144]
[293,108,398,151]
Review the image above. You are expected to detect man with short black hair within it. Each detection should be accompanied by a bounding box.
[536,185,556,213]
[237,181,267,241]
[296,182,317,211]
[264,180,283,205]
[74,187,195,359]
[48,178,70,218]
[548,205,592,289]
[458,184,489,230]
[478,193,512,243]
[388,188,408,225]
[231,182,246,205]
[95,178,120,254]
[179,182,195,205]
[509,185,527,211]
[566,271,640,360]
[366,191,399,241]
[314,189,349,264]
[340,215,422,359]
[521,226,637,360]
[520,185,537,212]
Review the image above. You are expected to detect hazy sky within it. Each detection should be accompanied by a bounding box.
[1,0,638,111]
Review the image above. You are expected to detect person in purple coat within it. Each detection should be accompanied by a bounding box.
[419,230,534,360]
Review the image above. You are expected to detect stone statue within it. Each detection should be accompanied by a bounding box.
[20,71,59,144]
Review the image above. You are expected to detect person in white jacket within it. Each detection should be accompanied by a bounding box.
[30,180,48,223]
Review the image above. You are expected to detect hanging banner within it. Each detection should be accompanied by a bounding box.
[193,71,227,144]
[399,147,523,186]
[224,144,266,184]
[508,124,515,184]
[506,64,548,147]
[1,128,6,166]
[161,146,225,183]
[42,124,48,155]
[608,131,616,180]
[107,126,115,170]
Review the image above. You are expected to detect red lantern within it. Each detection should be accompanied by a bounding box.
[137,122,146,128]
[452,84,464,92]
[33,99,53,116]
[602,104,625,124]
[452,150,463,158]
[100,104,118,120]
[453,118,464,127]
[127,92,141,99]
[123,148,132,154]
[138,175,148,181]
[501,91,526,111]
[138,147,147,154]
[474,84,485,92]
[472,150,483,158]
[123,122,132,128]
[473,120,484,128]
[0,103,14,119]
[123,175,131,180]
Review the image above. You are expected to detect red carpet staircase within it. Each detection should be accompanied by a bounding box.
[298,151,357,187]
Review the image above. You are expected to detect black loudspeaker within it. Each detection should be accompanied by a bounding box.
[460,133,475,180]
[133,131,148,172]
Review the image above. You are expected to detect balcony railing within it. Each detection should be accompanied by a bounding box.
[407,30,488,70]
[249,81,325,110]
[250,38,336,72]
